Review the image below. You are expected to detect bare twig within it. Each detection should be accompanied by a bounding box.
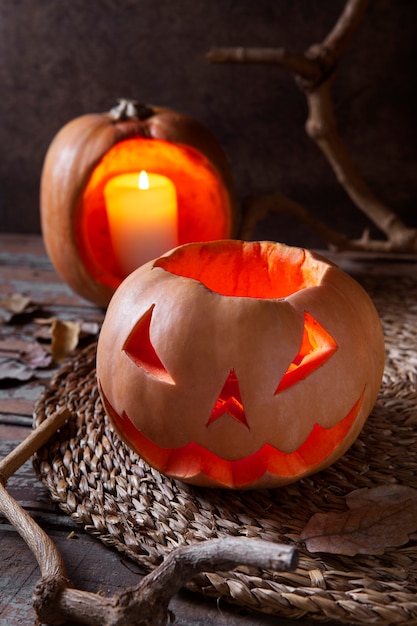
[241,191,350,249]
[0,410,298,626]
[0,408,72,610]
[207,46,320,82]
[242,192,417,253]
[304,82,416,249]
[321,0,372,64]
[34,537,298,625]
[207,0,417,252]
[207,0,371,86]
[0,482,68,585]
[0,407,70,484]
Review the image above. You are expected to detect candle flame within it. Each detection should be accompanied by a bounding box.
[138,170,149,190]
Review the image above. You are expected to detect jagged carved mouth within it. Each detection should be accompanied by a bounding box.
[100,387,363,488]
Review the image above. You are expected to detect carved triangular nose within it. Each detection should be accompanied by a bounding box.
[206,369,250,429]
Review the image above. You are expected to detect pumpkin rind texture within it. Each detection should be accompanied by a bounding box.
[96,240,385,490]
[40,101,237,307]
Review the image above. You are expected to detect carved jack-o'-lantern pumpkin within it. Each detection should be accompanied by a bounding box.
[96,240,385,489]
[40,100,237,307]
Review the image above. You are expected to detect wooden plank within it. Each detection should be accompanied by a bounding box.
[0,338,32,354]
[316,249,417,276]
[0,449,316,626]
[0,531,41,626]
[0,236,357,626]
[0,526,144,626]
[0,424,32,441]
[0,235,99,313]
[0,524,318,626]
[0,265,63,283]
[0,266,93,308]
[0,398,36,416]
[0,382,46,415]
[0,233,48,256]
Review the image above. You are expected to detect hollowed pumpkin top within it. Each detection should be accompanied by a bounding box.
[96,240,385,489]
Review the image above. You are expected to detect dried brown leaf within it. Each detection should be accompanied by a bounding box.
[0,292,32,313]
[34,317,55,325]
[51,319,81,362]
[0,293,34,322]
[301,486,417,556]
[20,341,53,369]
[34,317,99,343]
[346,485,417,508]
[0,358,34,382]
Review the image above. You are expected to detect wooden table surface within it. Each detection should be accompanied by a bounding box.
[4,233,405,626]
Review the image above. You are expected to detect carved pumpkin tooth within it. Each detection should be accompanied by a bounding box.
[207,369,249,428]
[99,386,365,489]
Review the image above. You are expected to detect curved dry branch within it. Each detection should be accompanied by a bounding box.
[207,46,320,81]
[305,82,417,250]
[240,191,350,248]
[0,408,71,584]
[0,411,298,626]
[34,537,297,626]
[319,0,372,66]
[207,0,417,252]
[207,0,370,86]
[240,191,417,253]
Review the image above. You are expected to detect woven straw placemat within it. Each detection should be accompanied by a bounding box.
[33,272,417,625]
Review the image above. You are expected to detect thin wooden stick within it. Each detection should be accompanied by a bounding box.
[0,481,68,582]
[207,0,371,84]
[0,407,298,625]
[304,80,416,250]
[207,0,417,252]
[240,191,350,248]
[34,537,298,626]
[0,409,71,594]
[0,407,70,483]
[321,0,371,63]
[206,46,320,81]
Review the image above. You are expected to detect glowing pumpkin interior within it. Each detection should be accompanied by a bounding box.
[102,389,362,489]
[74,138,233,291]
[154,243,339,391]
[98,242,374,489]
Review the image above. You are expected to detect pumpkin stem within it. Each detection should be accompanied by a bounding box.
[109,99,154,121]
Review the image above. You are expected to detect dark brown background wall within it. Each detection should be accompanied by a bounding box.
[0,0,416,248]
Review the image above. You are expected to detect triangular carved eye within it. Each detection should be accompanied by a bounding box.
[275,311,338,394]
[207,369,250,429]
[123,305,175,384]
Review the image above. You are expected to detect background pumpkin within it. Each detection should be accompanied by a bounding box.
[96,240,385,490]
[40,99,237,307]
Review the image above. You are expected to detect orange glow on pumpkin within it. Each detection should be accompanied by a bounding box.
[154,240,324,298]
[124,302,339,418]
[207,369,248,428]
[76,138,233,290]
[96,240,385,489]
[40,104,237,307]
[101,387,363,489]
[276,312,338,393]
[124,304,174,385]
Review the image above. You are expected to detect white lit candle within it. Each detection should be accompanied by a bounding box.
[104,171,178,275]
